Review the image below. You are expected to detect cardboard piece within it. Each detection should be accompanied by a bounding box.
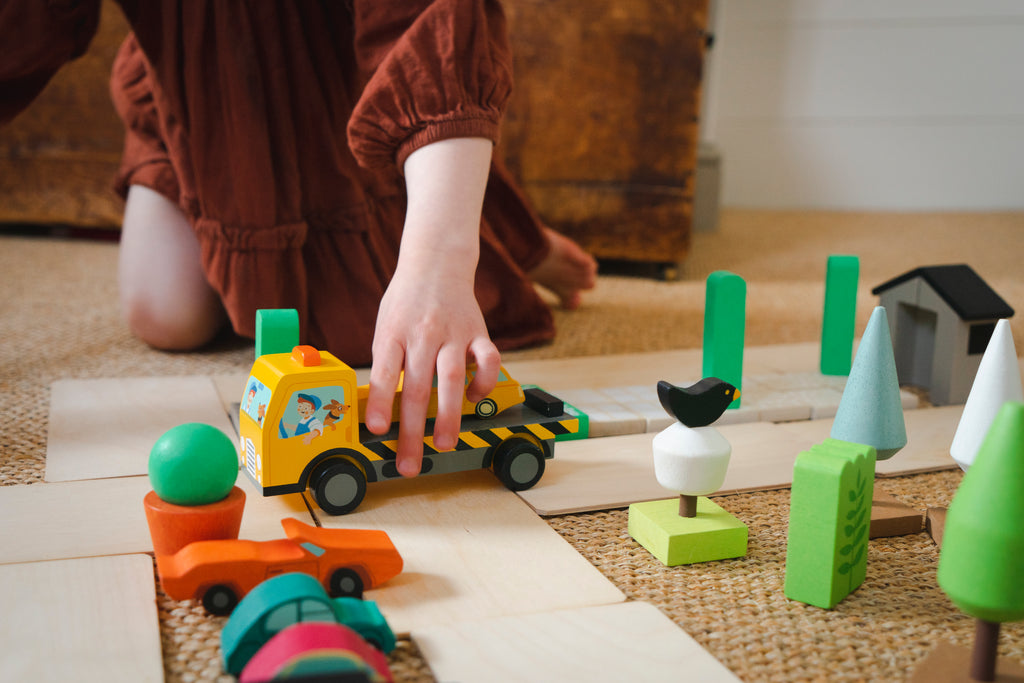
[926,507,948,547]
[910,641,1024,683]
[412,601,741,683]
[0,555,163,682]
[519,407,961,517]
[313,470,625,635]
[0,473,311,566]
[869,490,923,538]
[46,375,235,482]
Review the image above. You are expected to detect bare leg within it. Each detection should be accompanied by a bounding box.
[528,227,598,310]
[118,185,226,350]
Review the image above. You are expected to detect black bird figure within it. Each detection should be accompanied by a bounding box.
[657,377,740,428]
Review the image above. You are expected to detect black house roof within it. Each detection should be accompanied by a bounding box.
[872,264,1014,321]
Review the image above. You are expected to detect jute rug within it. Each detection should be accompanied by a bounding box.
[2,209,1022,681]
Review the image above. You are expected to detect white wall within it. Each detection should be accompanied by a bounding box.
[704,1,1024,210]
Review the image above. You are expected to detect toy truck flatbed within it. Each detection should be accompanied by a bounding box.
[239,346,585,514]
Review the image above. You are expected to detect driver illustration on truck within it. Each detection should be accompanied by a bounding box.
[239,339,586,515]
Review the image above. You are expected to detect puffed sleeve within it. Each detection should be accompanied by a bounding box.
[0,0,102,124]
[347,0,513,172]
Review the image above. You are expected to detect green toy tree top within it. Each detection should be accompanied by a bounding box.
[937,401,1024,624]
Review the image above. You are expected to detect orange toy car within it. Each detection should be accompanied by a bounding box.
[155,517,403,615]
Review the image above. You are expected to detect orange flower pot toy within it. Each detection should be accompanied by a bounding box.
[143,423,245,558]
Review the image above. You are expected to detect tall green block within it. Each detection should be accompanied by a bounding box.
[820,255,859,376]
[785,438,876,609]
[255,309,300,359]
[702,271,746,408]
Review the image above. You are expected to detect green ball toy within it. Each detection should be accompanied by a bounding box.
[149,423,239,506]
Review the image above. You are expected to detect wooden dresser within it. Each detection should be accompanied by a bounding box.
[501,0,709,273]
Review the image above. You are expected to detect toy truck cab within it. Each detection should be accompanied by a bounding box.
[240,345,583,515]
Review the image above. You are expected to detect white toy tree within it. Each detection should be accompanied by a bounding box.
[950,319,1023,471]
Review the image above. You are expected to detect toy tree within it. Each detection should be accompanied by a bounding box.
[937,401,1024,681]
[831,306,907,461]
[950,319,1023,471]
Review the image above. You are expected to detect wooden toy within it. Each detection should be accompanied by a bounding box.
[950,319,1023,471]
[240,345,583,514]
[222,572,395,676]
[820,254,859,376]
[155,517,403,615]
[873,264,1015,406]
[256,308,301,358]
[148,422,238,505]
[936,401,1024,682]
[830,306,917,537]
[784,439,876,609]
[143,423,247,565]
[144,487,246,558]
[411,601,742,683]
[702,271,746,409]
[628,379,746,566]
[239,622,392,682]
[656,378,740,428]
[831,307,907,461]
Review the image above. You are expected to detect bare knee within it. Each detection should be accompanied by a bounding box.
[119,185,226,351]
[120,292,224,351]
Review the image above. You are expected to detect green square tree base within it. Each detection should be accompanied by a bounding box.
[628,497,748,566]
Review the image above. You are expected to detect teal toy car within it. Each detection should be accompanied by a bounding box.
[221,572,395,676]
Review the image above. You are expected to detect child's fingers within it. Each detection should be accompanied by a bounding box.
[433,346,467,452]
[466,337,500,403]
[395,351,432,477]
[366,340,403,435]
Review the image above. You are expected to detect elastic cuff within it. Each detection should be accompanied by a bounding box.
[395,115,501,173]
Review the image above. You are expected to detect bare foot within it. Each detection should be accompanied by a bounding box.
[529,228,597,309]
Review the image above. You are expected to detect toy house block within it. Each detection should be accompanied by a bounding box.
[785,439,876,610]
[820,255,859,376]
[703,271,746,409]
[628,496,747,566]
[256,308,300,358]
[872,265,1015,406]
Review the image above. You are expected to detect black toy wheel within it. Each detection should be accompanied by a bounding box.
[492,437,546,491]
[328,567,365,599]
[474,398,498,419]
[312,460,367,515]
[202,584,238,615]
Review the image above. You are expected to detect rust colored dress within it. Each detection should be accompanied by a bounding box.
[1,0,554,365]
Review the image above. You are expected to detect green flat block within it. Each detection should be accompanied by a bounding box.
[702,271,746,409]
[628,497,748,566]
[255,309,300,359]
[820,255,859,376]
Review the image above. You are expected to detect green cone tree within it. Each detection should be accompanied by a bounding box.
[937,401,1024,681]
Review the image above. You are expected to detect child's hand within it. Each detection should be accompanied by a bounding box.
[365,260,500,476]
[363,137,499,476]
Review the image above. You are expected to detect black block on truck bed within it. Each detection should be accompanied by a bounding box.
[524,387,564,418]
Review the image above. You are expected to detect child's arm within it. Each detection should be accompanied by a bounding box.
[364,137,501,477]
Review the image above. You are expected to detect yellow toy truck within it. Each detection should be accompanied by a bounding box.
[239,345,585,514]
